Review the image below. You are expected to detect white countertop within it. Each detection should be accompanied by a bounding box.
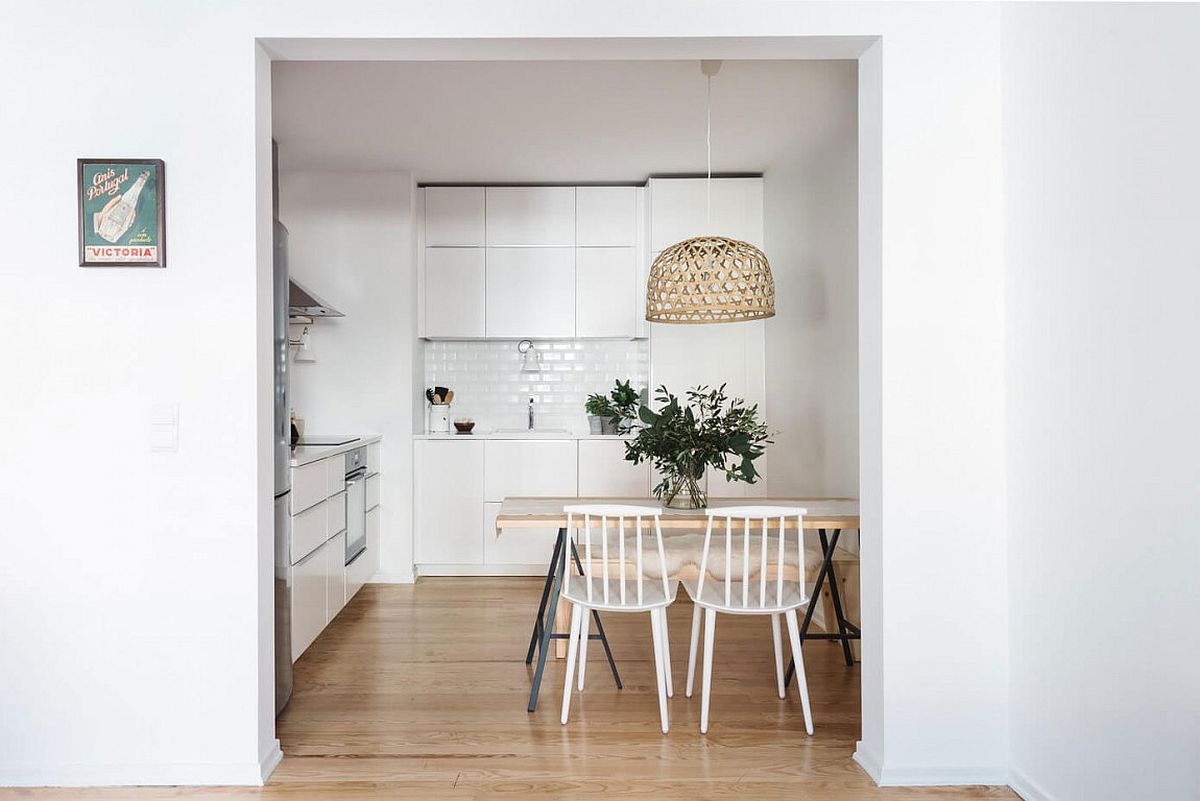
[414,432,633,441]
[290,434,381,467]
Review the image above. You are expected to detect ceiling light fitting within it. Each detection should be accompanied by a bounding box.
[645,60,776,324]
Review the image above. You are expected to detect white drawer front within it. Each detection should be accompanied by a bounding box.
[484,440,578,502]
[291,500,328,564]
[326,531,347,622]
[291,460,327,514]
[365,473,380,510]
[346,506,380,602]
[327,491,346,536]
[484,502,560,567]
[290,542,327,661]
[326,456,345,497]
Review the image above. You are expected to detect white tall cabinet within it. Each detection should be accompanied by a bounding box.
[647,177,768,498]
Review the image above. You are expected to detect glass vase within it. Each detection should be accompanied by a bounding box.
[663,462,707,509]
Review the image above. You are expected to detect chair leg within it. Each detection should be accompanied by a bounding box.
[700,608,716,734]
[685,603,702,698]
[649,609,670,734]
[658,607,674,698]
[784,609,814,735]
[560,603,582,725]
[577,608,590,691]
[771,613,786,700]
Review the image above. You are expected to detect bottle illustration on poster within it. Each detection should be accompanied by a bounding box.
[77,158,165,267]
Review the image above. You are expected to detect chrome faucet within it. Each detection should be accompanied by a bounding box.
[528,397,535,431]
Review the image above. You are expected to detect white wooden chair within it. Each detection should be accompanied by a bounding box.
[683,506,815,735]
[560,504,678,733]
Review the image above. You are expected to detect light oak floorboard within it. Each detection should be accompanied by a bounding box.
[3,579,1015,800]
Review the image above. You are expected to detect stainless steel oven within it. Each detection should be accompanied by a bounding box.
[344,447,368,565]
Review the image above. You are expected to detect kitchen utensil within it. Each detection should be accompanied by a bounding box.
[435,386,449,401]
[432,393,443,405]
[425,388,435,404]
[444,390,455,404]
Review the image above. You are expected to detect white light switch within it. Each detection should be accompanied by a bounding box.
[149,403,179,452]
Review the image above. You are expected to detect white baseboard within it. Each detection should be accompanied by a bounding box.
[259,739,283,783]
[853,741,883,783]
[367,572,416,584]
[0,759,268,787]
[1009,768,1054,801]
[852,743,1007,788]
[415,564,547,577]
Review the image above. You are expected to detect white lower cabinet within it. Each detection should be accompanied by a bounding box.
[578,439,648,497]
[289,440,382,661]
[484,439,577,501]
[415,439,484,565]
[326,531,347,622]
[291,540,328,661]
[291,499,327,563]
[483,501,560,566]
[347,505,380,601]
[416,437,651,576]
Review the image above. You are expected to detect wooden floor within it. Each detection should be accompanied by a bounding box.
[5,580,1015,800]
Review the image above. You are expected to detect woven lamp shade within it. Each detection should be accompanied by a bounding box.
[645,236,776,323]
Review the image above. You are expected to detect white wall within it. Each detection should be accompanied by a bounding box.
[280,171,417,583]
[0,7,275,786]
[761,60,859,502]
[1,0,1026,788]
[1003,6,1200,801]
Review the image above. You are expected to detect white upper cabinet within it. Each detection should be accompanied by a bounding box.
[576,186,638,246]
[576,247,637,338]
[426,247,485,338]
[425,187,485,246]
[485,247,575,338]
[648,177,764,251]
[486,187,575,246]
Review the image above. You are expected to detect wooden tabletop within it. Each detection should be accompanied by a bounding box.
[495,496,860,531]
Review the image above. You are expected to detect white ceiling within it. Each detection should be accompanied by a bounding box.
[272,59,856,182]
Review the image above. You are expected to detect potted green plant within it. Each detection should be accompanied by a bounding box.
[584,393,615,435]
[584,379,641,435]
[618,384,772,509]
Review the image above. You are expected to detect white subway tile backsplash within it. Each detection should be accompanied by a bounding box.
[423,339,648,433]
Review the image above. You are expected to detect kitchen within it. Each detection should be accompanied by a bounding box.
[7,4,1193,799]
[270,56,861,785]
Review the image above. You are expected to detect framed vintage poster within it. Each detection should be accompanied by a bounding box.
[77,158,165,267]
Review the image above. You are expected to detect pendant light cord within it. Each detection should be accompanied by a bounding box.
[706,73,712,228]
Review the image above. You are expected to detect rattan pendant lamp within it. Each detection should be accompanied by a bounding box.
[645,60,775,324]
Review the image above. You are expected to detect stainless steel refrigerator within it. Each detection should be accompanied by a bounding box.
[273,214,293,716]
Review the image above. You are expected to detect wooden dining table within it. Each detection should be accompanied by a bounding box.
[495,496,861,712]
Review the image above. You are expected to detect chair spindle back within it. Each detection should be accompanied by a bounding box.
[695,506,808,610]
[564,505,667,606]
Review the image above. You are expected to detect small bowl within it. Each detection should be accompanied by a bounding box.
[453,420,476,434]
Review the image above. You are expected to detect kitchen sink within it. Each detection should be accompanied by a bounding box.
[489,428,572,437]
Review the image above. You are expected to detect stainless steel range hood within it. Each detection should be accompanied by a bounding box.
[289,278,344,318]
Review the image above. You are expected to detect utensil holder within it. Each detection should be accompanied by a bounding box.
[429,404,450,433]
